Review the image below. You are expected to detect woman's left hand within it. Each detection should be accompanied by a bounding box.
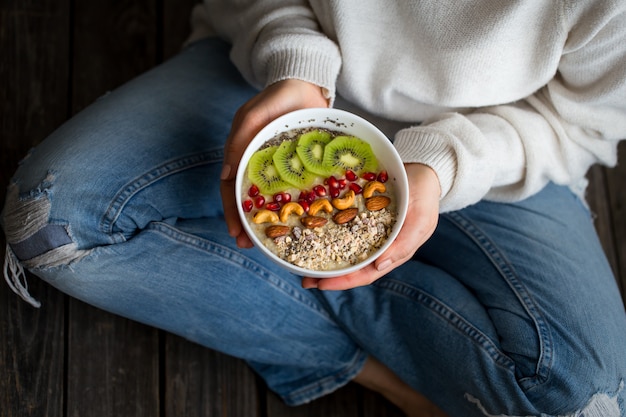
[301,163,441,290]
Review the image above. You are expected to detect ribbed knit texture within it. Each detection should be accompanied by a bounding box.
[202,0,625,211]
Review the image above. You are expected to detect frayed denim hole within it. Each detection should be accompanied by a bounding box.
[2,176,93,307]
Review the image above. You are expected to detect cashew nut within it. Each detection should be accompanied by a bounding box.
[308,198,333,216]
[279,202,305,223]
[331,189,356,210]
[363,180,386,198]
[252,209,279,224]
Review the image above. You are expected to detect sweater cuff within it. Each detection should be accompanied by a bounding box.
[393,128,457,202]
[264,46,341,105]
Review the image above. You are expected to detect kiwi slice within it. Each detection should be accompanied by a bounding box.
[322,135,377,175]
[273,139,317,188]
[296,130,333,176]
[247,146,290,195]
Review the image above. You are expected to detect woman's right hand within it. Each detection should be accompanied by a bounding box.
[220,79,329,248]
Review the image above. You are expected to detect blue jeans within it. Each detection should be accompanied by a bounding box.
[2,38,625,417]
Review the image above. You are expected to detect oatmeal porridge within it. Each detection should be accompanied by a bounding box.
[241,127,398,272]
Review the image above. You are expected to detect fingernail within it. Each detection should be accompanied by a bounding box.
[220,164,231,180]
[376,258,392,272]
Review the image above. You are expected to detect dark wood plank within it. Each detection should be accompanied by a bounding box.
[162,0,200,59]
[586,166,619,276]
[0,1,70,416]
[0,0,72,204]
[0,246,66,417]
[360,388,405,417]
[165,335,260,417]
[67,302,161,417]
[265,383,361,417]
[264,382,404,417]
[71,0,159,112]
[586,142,626,305]
[604,141,626,296]
[65,0,162,415]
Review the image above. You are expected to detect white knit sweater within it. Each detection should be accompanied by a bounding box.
[200,0,626,212]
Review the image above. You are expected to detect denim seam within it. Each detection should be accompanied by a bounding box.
[145,221,334,321]
[375,278,516,373]
[99,149,223,237]
[444,211,554,390]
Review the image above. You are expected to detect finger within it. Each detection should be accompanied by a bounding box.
[372,188,439,270]
[220,178,242,237]
[236,232,254,248]
[372,216,429,272]
[312,265,381,291]
[222,104,273,181]
[301,277,321,289]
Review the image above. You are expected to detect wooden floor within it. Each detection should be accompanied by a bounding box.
[1,1,624,417]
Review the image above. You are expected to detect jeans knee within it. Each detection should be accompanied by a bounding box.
[2,173,92,307]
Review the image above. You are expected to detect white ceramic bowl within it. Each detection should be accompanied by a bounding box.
[236,108,409,278]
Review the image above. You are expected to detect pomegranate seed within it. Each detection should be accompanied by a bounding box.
[305,191,316,203]
[248,184,260,197]
[313,185,327,197]
[362,172,377,181]
[345,170,358,181]
[273,192,284,204]
[266,202,281,211]
[299,201,310,213]
[330,187,341,198]
[298,190,308,201]
[282,192,292,203]
[326,176,339,189]
[254,196,265,208]
[242,199,254,212]
[349,183,363,195]
[338,178,347,189]
[377,170,389,183]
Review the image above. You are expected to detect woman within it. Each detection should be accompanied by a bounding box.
[3,1,625,416]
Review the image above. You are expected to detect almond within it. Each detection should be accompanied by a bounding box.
[365,195,391,211]
[265,225,291,238]
[301,216,328,229]
[333,207,359,224]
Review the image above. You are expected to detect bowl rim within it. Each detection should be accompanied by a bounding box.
[235,108,409,278]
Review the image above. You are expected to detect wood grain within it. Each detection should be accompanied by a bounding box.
[0,1,70,416]
[265,383,362,417]
[165,335,260,417]
[604,141,626,294]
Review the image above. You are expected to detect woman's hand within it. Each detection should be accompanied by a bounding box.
[220,79,329,248]
[301,163,441,290]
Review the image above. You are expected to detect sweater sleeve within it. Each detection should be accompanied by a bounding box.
[393,3,625,212]
[203,0,341,101]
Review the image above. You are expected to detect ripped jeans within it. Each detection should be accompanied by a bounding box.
[2,38,625,417]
